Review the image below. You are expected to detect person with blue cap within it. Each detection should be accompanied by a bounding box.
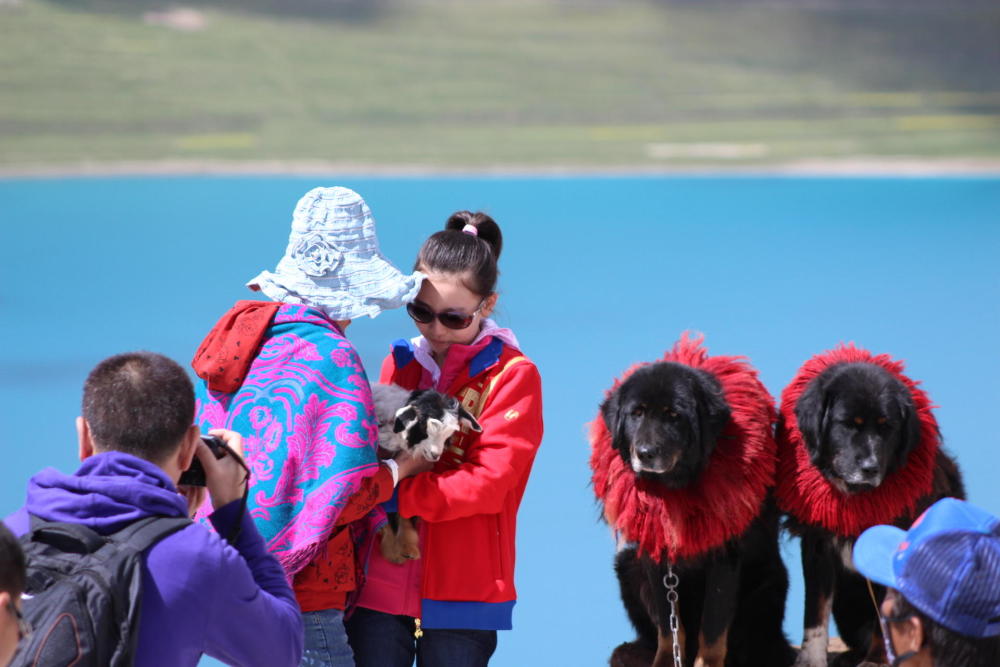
[853,497,1000,667]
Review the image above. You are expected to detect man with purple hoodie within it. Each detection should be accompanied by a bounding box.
[4,351,304,666]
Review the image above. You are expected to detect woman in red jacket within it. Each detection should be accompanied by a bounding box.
[346,211,544,667]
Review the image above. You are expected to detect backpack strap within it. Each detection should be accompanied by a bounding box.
[109,516,193,554]
[27,516,106,554]
[26,515,192,556]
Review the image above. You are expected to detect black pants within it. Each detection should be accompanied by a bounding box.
[345,607,497,667]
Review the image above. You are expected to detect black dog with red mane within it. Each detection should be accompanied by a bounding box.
[591,335,795,667]
[775,344,964,667]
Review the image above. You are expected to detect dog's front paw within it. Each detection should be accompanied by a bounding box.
[792,650,826,667]
[610,641,654,667]
[379,527,408,565]
[399,518,421,560]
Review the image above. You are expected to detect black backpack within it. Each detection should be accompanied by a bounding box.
[13,515,191,667]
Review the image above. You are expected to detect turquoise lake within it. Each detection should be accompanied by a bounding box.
[2,175,998,665]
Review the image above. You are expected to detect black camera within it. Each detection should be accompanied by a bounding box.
[178,434,228,487]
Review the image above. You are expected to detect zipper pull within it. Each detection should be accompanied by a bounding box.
[413,617,424,639]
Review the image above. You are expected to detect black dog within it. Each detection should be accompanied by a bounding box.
[780,361,964,667]
[600,361,795,667]
[797,363,923,495]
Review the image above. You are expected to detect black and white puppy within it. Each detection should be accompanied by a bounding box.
[371,383,481,462]
[370,383,481,563]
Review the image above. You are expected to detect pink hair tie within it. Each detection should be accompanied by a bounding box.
[462,224,478,237]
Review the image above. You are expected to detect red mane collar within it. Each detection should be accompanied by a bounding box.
[589,334,778,562]
[774,344,940,537]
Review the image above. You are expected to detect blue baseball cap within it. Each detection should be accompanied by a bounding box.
[854,497,1000,638]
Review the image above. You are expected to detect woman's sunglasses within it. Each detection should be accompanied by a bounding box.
[406,299,484,330]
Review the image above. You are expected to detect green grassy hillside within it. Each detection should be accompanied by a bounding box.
[2,0,999,168]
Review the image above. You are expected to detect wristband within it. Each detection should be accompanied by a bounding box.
[384,458,400,487]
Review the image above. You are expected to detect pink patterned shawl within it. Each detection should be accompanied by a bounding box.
[195,304,383,576]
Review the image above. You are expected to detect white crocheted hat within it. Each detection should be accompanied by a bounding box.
[247,186,423,319]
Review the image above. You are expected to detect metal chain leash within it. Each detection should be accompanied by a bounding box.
[663,564,682,667]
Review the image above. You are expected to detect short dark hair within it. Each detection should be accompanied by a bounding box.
[415,211,503,297]
[0,523,25,597]
[82,352,195,463]
[892,592,1000,667]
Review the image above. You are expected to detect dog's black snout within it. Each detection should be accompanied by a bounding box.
[634,443,658,463]
[856,450,880,476]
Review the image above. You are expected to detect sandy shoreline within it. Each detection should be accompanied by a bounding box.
[2,158,1000,178]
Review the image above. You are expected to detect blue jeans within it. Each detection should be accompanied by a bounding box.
[345,607,497,667]
[301,609,355,667]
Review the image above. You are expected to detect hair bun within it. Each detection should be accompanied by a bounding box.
[445,211,503,261]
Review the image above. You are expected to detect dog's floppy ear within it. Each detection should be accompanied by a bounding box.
[393,405,417,433]
[894,385,923,465]
[458,405,483,432]
[601,389,629,455]
[693,370,731,455]
[795,374,831,463]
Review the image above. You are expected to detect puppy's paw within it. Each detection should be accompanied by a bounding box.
[400,532,421,560]
[792,651,826,667]
[694,657,725,667]
[399,517,421,560]
[379,528,409,565]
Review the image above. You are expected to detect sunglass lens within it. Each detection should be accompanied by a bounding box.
[406,302,434,324]
[439,313,475,330]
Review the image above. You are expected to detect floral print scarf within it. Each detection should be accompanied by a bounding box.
[196,304,382,576]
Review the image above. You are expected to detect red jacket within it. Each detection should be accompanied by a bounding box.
[356,334,543,630]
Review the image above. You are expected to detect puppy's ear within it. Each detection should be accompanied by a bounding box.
[601,390,629,455]
[458,405,483,432]
[694,370,731,455]
[894,386,923,465]
[795,375,830,462]
[393,405,417,433]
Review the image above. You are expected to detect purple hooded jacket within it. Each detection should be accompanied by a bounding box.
[5,451,304,667]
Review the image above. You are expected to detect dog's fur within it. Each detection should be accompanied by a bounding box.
[370,383,481,563]
[601,362,794,667]
[782,361,964,667]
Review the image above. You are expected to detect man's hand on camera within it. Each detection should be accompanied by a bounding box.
[393,449,435,479]
[198,428,249,510]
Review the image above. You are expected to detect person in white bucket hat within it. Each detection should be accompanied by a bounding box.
[190,186,432,667]
[248,186,424,319]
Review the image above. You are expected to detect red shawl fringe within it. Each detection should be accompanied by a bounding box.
[774,344,940,537]
[589,334,778,562]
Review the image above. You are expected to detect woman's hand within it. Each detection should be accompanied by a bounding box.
[393,449,435,479]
